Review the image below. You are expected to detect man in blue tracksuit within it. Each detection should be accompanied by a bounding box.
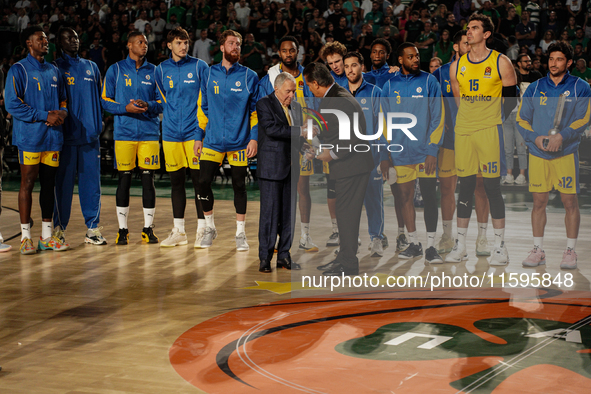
[101,31,163,245]
[381,43,445,263]
[53,27,106,246]
[194,30,259,251]
[343,52,390,257]
[6,26,69,255]
[517,41,591,270]
[155,27,209,248]
[365,38,399,89]
[431,30,491,257]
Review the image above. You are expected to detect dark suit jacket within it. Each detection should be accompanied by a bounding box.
[319,84,375,179]
[256,93,305,180]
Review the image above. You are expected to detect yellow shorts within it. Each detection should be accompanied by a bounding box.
[395,162,436,184]
[529,153,579,194]
[200,147,248,167]
[299,153,313,176]
[455,125,504,178]
[19,151,59,167]
[437,147,456,178]
[322,161,329,174]
[163,140,200,171]
[115,140,160,171]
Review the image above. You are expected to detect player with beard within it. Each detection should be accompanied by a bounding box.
[155,27,209,248]
[449,14,517,265]
[257,36,321,252]
[194,30,259,250]
[381,43,445,263]
[6,26,69,254]
[432,30,492,258]
[102,32,163,246]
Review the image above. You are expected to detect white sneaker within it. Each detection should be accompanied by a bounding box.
[437,233,455,254]
[85,227,107,245]
[502,174,514,184]
[326,231,339,246]
[160,227,188,247]
[476,235,491,256]
[490,242,509,266]
[194,228,205,248]
[369,237,384,257]
[299,235,319,252]
[201,227,217,248]
[236,232,249,251]
[445,240,468,262]
[514,174,527,185]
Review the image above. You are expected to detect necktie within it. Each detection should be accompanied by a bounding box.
[283,105,292,126]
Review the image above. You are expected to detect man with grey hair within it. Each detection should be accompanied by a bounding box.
[256,72,309,272]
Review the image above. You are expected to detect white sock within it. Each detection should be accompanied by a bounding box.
[0,230,3,243]
[533,237,543,250]
[442,220,452,237]
[427,232,436,248]
[205,213,215,229]
[331,218,338,233]
[408,231,418,245]
[21,223,31,241]
[567,238,577,250]
[236,220,245,236]
[494,228,505,248]
[398,227,405,236]
[116,206,129,229]
[197,219,205,231]
[42,222,52,239]
[478,222,487,238]
[144,208,155,228]
[457,227,468,247]
[301,223,310,238]
[174,218,185,233]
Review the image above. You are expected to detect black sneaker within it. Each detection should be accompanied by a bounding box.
[381,234,389,250]
[116,228,129,245]
[425,246,443,264]
[396,233,410,252]
[141,225,159,244]
[398,242,423,259]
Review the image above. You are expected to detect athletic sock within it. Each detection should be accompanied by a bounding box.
[116,206,129,229]
[398,227,405,236]
[567,238,577,251]
[0,230,3,243]
[42,222,52,240]
[442,220,452,238]
[197,219,205,231]
[457,227,468,248]
[533,237,543,250]
[301,223,310,238]
[408,231,418,245]
[143,208,155,228]
[174,218,185,233]
[494,228,505,248]
[205,213,215,229]
[21,223,31,241]
[331,218,338,233]
[478,222,487,238]
[236,220,245,236]
[427,232,436,248]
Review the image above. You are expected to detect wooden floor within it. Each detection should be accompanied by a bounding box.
[0,190,589,393]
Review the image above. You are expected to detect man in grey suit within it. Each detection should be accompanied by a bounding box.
[303,62,375,276]
[256,73,309,273]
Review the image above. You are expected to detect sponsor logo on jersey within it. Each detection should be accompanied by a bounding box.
[416,87,422,93]
[188,73,193,78]
[235,81,241,87]
[564,90,570,97]
[145,75,151,80]
[52,153,58,161]
[144,157,150,165]
[53,76,57,82]
[192,157,199,165]
[531,183,542,187]
[361,98,367,104]
[484,66,492,78]
[141,81,152,85]
[299,80,304,89]
[482,164,487,172]
[460,66,466,77]
[461,94,492,102]
[419,164,424,172]
[86,70,92,75]
[231,88,243,92]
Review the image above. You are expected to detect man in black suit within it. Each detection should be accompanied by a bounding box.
[256,73,309,273]
[303,63,375,276]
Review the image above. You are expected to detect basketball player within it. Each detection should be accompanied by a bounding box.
[449,14,518,265]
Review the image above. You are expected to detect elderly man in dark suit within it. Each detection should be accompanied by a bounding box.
[303,62,375,276]
[256,73,309,273]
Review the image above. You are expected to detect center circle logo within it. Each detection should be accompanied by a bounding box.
[146,75,150,80]
[188,73,193,78]
[236,81,241,87]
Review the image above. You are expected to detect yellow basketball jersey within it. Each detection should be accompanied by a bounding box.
[280,64,307,106]
[455,50,503,134]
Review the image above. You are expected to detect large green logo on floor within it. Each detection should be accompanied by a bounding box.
[336,318,591,393]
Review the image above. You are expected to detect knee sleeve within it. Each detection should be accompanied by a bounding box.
[38,164,58,219]
[198,161,216,212]
[141,170,156,209]
[170,168,186,218]
[116,171,132,207]
[483,177,505,219]
[327,178,336,199]
[190,169,204,219]
[231,166,247,215]
[419,178,438,233]
[457,175,477,219]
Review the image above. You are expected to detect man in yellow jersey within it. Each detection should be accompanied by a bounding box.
[449,14,518,265]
